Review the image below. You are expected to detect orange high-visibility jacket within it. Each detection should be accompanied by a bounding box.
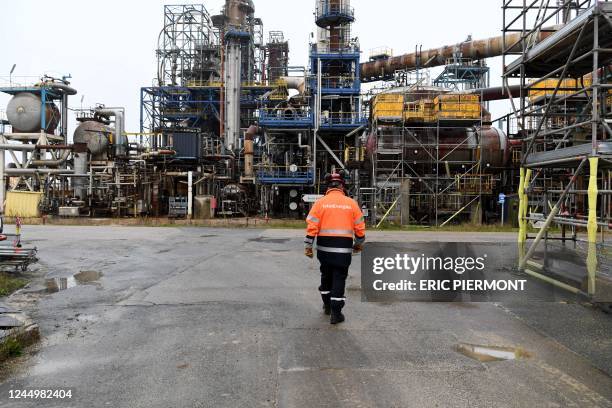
[304,188,366,254]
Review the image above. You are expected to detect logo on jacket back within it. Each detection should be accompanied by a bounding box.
[322,204,352,210]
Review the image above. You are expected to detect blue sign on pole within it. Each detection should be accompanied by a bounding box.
[498,193,506,204]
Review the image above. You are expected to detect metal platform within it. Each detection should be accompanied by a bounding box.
[525,142,612,168]
[506,2,612,78]
[1,133,64,142]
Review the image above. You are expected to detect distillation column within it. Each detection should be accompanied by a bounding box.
[223,0,254,151]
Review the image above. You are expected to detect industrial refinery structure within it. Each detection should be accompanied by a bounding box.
[0,0,610,236]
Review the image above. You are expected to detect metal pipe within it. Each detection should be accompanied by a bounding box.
[35,145,74,150]
[280,76,306,95]
[48,83,77,96]
[360,29,559,82]
[522,267,584,295]
[464,85,523,101]
[95,108,126,157]
[0,144,36,152]
[298,132,311,162]
[139,149,176,159]
[30,150,71,167]
[188,171,193,219]
[4,168,74,175]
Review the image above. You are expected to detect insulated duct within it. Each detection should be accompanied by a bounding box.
[30,150,71,167]
[95,108,127,157]
[73,150,88,199]
[280,76,306,95]
[360,29,560,82]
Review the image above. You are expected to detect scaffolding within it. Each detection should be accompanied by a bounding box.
[370,85,497,227]
[156,4,220,87]
[265,31,289,83]
[502,0,612,300]
[434,58,490,91]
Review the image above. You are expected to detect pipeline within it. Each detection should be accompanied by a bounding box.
[47,83,77,96]
[0,144,36,152]
[30,150,71,167]
[95,108,127,157]
[464,85,523,102]
[139,149,176,159]
[360,29,560,82]
[298,132,311,161]
[280,76,306,95]
[0,144,74,155]
[4,168,74,175]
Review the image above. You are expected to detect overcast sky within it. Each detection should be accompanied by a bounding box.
[0,0,508,137]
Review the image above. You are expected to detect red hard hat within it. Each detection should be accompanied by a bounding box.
[325,172,346,186]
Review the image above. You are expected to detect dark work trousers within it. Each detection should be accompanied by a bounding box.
[319,263,349,312]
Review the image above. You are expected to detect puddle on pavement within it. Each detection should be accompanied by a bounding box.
[200,234,218,238]
[455,343,532,362]
[45,271,103,293]
[248,237,290,244]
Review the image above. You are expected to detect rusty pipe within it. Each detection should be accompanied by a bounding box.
[244,125,257,178]
[360,29,560,82]
[464,85,523,102]
[245,125,259,140]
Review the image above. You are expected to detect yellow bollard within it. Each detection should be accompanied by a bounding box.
[586,157,599,296]
[518,168,526,243]
[587,157,599,243]
[518,168,532,243]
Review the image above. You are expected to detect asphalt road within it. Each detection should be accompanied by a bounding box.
[0,226,611,408]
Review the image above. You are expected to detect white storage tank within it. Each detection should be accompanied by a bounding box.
[6,92,60,133]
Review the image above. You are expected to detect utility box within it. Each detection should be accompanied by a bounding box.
[169,197,188,219]
[194,195,215,219]
[58,207,80,217]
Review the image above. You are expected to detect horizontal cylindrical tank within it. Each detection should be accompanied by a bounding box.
[73,120,110,156]
[373,127,509,168]
[480,127,509,168]
[6,92,60,133]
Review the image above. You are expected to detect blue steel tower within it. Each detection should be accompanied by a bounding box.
[311,0,365,134]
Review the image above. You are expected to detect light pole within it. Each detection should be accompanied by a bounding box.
[9,64,16,86]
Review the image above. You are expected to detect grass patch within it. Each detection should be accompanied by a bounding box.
[0,326,40,363]
[0,337,23,359]
[0,273,27,297]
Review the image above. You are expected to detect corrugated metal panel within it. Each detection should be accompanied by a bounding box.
[5,191,43,218]
[170,133,200,159]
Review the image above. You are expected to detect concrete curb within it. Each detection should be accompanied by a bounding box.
[3,216,304,228]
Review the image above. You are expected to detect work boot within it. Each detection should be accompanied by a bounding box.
[330,311,345,325]
[320,292,331,315]
[330,299,345,324]
[323,303,331,315]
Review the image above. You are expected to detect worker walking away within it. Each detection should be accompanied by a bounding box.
[304,172,366,324]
